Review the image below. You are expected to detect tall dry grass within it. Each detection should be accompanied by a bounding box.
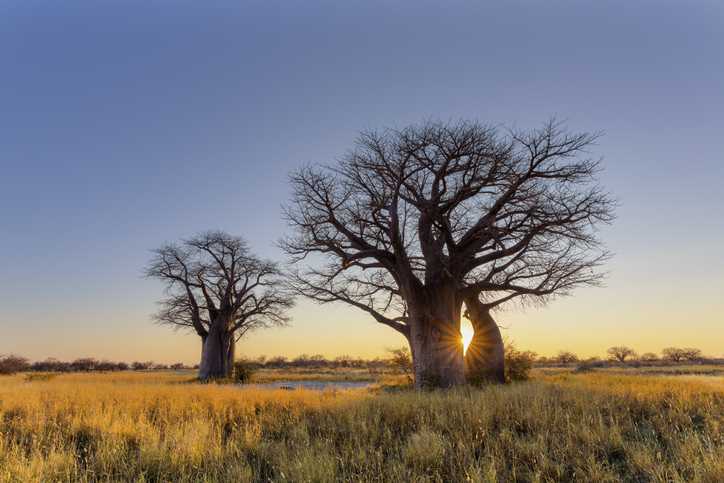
[0,371,721,482]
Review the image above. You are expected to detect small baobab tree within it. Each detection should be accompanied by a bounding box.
[607,346,638,363]
[283,119,613,388]
[146,231,293,380]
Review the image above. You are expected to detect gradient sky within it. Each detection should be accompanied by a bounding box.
[1,1,723,363]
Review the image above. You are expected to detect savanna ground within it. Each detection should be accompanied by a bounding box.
[0,366,722,482]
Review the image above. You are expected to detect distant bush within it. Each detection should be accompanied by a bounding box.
[554,351,579,364]
[233,359,256,384]
[574,358,607,373]
[31,358,68,372]
[504,344,536,382]
[640,352,659,362]
[131,361,154,371]
[387,347,413,383]
[291,354,330,368]
[0,355,30,375]
[70,358,99,371]
[96,360,118,371]
[266,356,287,367]
[334,355,353,368]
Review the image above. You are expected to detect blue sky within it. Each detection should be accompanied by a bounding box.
[1,1,723,362]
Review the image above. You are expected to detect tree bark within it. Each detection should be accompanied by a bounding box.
[464,298,505,384]
[200,334,207,364]
[408,285,466,389]
[198,322,233,380]
[226,335,236,378]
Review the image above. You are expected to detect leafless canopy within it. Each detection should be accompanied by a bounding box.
[606,346,638,363]
[282,119,614,335]
[146,231,293,341]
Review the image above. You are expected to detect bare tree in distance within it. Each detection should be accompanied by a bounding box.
[554,351,580,364]
[680,348,703,361]
[283,119,613,388]
[607,346,638,363]
[662,347,686,362]
[662,347,702,363]
[146,231,294,380]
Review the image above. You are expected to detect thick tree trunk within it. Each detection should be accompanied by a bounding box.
[464,298,505,384]
[200,334,207,364]
[226,335,236,377]
[408,285,466,389]
[198,323,233,380]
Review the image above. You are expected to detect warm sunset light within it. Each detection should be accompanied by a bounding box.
[1,2,722,480]
[461,324,474,354]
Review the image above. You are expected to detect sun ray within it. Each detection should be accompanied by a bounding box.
[461,323,474,355]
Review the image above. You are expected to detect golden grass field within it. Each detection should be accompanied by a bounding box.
[0,368,722,482]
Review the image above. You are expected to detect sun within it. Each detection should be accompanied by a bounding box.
[461,323,474,354]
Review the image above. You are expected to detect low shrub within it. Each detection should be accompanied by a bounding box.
[233,359,256,384]
[504,344,536,382]
[574,359,608,373]
[0,355,30,375]
[387,347,413,384]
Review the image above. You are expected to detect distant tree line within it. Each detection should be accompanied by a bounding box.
[0,356,194,375]
[0,353,404,375]
[535,346,710,366]
[226,354,400,370]
[1,346,717,376]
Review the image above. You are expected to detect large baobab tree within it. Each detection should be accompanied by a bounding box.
[146,231,293,380]
[283,119,613,388]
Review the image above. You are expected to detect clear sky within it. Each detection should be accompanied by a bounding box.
[1,1,723,363]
